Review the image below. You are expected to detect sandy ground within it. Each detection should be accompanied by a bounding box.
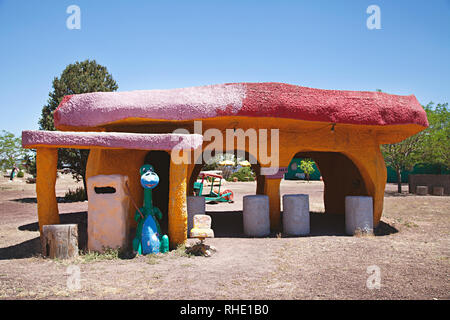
[0,173,449,300]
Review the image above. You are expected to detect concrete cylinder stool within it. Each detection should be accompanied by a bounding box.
[282,194,310,236]
[187,196,206,237]
[345,196,373,236]
[243,195,270,237]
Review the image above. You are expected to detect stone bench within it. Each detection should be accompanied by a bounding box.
[190,214,214,240]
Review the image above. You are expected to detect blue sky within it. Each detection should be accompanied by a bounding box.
[0,0,449,136]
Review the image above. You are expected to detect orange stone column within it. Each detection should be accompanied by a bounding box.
[36,147,60,235]
[344,146,387,227]
[263,178,282,232]
[168,157,188,249]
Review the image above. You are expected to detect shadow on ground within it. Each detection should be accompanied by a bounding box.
[10,197,84,204]
[1,210,398,260]
[0,212,87,260]
[207,211,398,238]
[0,237,42,261]
[383,190,415,197]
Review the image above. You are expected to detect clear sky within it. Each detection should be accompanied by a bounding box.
[0,0,449,136]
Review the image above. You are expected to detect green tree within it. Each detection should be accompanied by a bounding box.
[0,130,27,171]
[299,159,315,182]
[420,102,449,171]
[230,166,255,181]
[23,152,36,177]
[38,60,118,197]
[382,131,425,193]
[382,102,449,193]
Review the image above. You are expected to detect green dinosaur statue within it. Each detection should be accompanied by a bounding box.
[132,164,169,255]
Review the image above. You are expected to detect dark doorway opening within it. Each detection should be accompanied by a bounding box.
[144,151,170,235]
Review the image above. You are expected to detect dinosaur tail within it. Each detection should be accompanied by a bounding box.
[160,235,169,253]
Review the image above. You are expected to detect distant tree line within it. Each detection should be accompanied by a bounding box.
[382,102,449,193]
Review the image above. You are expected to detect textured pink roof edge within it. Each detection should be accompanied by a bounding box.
[22,130,203,150]
[54,82,428,129]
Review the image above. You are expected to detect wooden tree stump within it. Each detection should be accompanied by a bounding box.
[42,224,79,259]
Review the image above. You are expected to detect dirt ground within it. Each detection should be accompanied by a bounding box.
[0,173,448,300]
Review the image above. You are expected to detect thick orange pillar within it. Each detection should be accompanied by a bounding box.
[344,147,387,227]
[36,147,60,235]
[263,178,282,232]
[168,160,188,249]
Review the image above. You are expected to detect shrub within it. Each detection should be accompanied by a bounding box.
[203,160,220,171]
[24,153,36,177]
[174,243,193,258]
[300,159,315,181]
[221,165,234,180]
[229,167,255,182]
[26,177,36,184]
[80,248,120,263]
[64,187,87,202]
[17,170,24,178]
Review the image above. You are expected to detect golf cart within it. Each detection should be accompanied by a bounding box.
[193,172,234,203]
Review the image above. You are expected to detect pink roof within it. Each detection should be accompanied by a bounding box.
[54,82,428,129]
[22,130,203,151]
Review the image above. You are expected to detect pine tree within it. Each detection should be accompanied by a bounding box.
[38,60,118,198]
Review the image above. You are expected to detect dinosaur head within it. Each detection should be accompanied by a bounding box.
[140,164,159,189]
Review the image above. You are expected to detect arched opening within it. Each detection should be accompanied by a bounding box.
[188,151,261,197]
[290,151,368,214]
[283,156,324,212]
[143,151,171,235]
[187,151,262,237]
[284,151,369,235]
